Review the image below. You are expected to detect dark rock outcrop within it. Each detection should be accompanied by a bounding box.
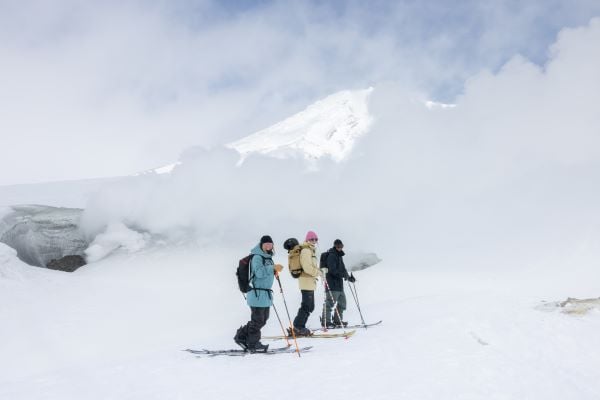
[46,255,86,272]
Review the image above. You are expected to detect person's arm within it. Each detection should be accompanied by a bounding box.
[341,258,350,280]
[327,252,340,277]
[300,248,320,277]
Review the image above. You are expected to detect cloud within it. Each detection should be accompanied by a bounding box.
[80,18,600,275]
[1,0,599,185]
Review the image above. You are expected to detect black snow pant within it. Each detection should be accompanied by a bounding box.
[238,307,270,347]
[293,290,315,328]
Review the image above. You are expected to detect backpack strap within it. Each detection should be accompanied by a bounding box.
[248,254,266,285]
[250,255,271,298]
[252,287,273,299]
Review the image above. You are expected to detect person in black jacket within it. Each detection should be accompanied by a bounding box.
[323,239,355,328]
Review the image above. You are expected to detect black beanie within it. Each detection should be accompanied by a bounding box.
[334,239,344,247]
[260,235,274,245]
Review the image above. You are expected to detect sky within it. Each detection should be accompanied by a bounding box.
[68,12,600,276]
[1,0,600,185]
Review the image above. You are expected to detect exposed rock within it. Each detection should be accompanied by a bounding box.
[345,252,382,272]
[536,297,600,315]
[0,205,88,268]
[46,255,86,272]
[559,297,600,315]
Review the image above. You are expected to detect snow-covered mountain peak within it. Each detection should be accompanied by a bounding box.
[227,87,374,164]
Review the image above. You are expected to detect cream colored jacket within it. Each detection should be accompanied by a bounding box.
[298,242,321,291]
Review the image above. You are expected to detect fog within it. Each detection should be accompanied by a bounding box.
[80,19,600,278]
[2,1,600,185]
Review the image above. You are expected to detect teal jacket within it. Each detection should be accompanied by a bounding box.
[246,244,275,308]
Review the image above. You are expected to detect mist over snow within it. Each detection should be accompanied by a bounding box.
[79,19,600,284]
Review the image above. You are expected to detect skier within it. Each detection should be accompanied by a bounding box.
[289,230,322,336]
[323,239,355,328]
[234,235,283,352]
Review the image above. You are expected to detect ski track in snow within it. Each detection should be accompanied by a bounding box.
[1,245,600,400]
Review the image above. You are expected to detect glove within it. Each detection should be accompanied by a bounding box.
[274,264,283,273]
[320,268,328,275]
[348,274,356,283]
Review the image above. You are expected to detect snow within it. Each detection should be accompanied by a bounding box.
[424,100,456,109]
[0,206,11,220]
[0,242,61,283]
[136,162,183,176]
[0,178,120,209]
[2,19,600,400]
[1,244,599,399]
[152,162,181,174]
[84,222,148,263]
[227,87,374,164]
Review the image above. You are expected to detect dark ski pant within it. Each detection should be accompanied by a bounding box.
[325,290,347,324]
[293,290,315,328]
[238,307,270,346]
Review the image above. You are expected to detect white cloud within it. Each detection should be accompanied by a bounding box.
[1,1,599,185]
[79,18,600,274]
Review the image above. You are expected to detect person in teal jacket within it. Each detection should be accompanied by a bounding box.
[234,235,283,352]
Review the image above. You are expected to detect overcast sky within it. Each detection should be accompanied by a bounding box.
[1,0,599,185]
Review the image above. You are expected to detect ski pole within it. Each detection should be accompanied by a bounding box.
[274,272,301,357]
[322,275,346,332]
[321,292,328,330]
[350,274,363,314]
[347,274,366,326]
[271,301,290,347]
[321,279,332,331]
[320,270,330,330]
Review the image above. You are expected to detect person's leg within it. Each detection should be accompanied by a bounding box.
[325,291,335,325]
[293,290,315,331]
[234,323,249,349]
[247,307,269,347]
[293,291,307,328]
[331,291,346,325]
[335,291,347,323]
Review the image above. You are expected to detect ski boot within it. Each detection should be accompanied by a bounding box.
[233,326,248,350]
[333,320,348,328]
[320,316,336,329]
[247,342,269,353]
[288,326,311,337]
[320,316,335,329]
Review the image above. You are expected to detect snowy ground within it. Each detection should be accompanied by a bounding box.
[1,243,599,400]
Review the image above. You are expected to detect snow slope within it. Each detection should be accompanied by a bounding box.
[0,178,121,209]
[1,243,599,400]
[227,88,374,164]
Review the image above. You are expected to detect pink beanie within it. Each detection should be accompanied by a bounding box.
[305,230,318,241]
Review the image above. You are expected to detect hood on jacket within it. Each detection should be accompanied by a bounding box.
[302,241,316,249]
[251,243,273,258]
[329,247,345,257]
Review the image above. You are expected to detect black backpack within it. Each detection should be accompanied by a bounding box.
[320,252,329,269]
[236,254,254,293]
[236,254,270,294]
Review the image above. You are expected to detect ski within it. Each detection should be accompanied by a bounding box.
[312,320,382,332]
[262,329,356,340]
[184,346,313,357]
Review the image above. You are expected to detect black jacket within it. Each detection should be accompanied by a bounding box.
[325,248,348,292]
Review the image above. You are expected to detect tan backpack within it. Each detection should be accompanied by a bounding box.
[287,243,312,279]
